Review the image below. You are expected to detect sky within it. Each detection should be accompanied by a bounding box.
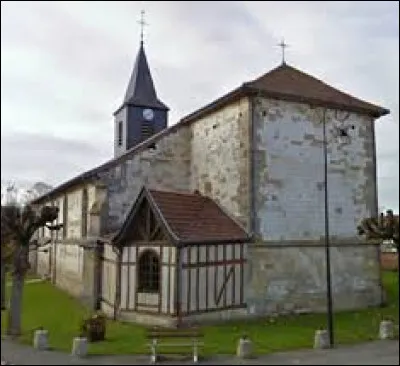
[1,1,399,212]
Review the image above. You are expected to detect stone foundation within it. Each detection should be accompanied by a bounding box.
[246,243,383,316]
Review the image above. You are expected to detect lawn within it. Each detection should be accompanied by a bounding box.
[1,271,398,356]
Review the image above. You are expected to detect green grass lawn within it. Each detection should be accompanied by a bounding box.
[1,271,398,356]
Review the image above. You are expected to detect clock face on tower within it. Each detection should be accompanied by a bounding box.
[143,108,154,121]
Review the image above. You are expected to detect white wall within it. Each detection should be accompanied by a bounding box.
[254,99,377,241]
[54,242,84,297]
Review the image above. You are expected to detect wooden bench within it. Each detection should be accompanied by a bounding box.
[146,327,203,363]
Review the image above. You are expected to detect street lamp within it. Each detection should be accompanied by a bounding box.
[322,110,354,348]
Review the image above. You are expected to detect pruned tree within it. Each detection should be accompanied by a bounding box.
[357,209,399,275]
[1,202,62,336]
[1,184,16,311]
[1,232,14,310]
[1,228,14,310]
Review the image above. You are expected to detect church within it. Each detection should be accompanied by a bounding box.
[31,33,389,327]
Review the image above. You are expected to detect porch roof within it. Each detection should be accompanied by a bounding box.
[109,186,251,246]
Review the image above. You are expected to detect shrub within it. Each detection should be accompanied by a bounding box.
[80,312,106,342]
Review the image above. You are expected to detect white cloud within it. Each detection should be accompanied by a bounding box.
[1,1,398,212]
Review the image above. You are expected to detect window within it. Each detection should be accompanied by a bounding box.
[81,189,88,237]
[137,250,160,293]
[141,122,154,141]
[118,121,123,146]
[63,195,68,239]
[51,201,56,241]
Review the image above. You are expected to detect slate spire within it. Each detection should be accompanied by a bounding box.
[123,42,168,110]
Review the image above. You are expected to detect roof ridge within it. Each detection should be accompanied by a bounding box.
[249,62,387,111]
[149,188,203,197]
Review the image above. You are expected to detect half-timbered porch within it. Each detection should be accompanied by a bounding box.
[98,186,250,327]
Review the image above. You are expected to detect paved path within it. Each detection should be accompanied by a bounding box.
[5,279,44,287]
[1,338,399,365]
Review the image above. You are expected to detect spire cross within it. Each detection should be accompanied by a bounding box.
[277,38,289,64]
[138,10,148,44]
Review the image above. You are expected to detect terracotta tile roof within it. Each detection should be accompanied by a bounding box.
[243,63,389,117]
[180,63,388,128]
[149,189,249,243]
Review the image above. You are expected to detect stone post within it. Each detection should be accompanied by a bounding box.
[236,336,253,359]
[379,320,394,340]
[33,329,49,350]
[314,329,330,349]
[71,337,88,357]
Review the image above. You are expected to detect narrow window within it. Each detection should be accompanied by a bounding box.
[118,121,123,146]
[63,195,68,239]
[137,250,160,293]
[81,188,88,237]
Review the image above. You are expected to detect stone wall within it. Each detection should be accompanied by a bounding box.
[101,126,192,232]
[66,190,83,239]
[34,239,98,306]
[246,244,383,315]
[190,97,250,229]
[53,241,85,298]
[253,98,377,241]
[248,97,383,313]
[36,249,50,278]
[34,183,103,305]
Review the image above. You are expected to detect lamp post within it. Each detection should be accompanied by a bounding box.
[322,110,334,348]
[322,110,354,348]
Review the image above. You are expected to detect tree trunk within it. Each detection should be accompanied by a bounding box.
[6,271,25,336]
[1,260,6,310]
[1,243,6,310]
[6,245,29,337]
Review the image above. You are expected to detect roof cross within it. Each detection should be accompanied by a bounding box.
[277,38,289,64]
[138,10,148,44]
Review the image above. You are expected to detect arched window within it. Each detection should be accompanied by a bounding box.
[138,250,160,293]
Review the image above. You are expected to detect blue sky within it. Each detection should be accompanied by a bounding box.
[1,1,399,212]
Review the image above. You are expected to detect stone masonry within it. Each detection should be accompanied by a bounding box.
[33,94,384,320]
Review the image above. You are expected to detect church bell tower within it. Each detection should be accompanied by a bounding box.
[113,15,169,157]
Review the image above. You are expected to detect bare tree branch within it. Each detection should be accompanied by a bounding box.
[357,210,399,249]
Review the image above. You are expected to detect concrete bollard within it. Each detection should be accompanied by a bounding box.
[314,329,330,349]
[33,329,49,350]
[379,320,394,340]
[71,337,88,357]
[236,336,253,359]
